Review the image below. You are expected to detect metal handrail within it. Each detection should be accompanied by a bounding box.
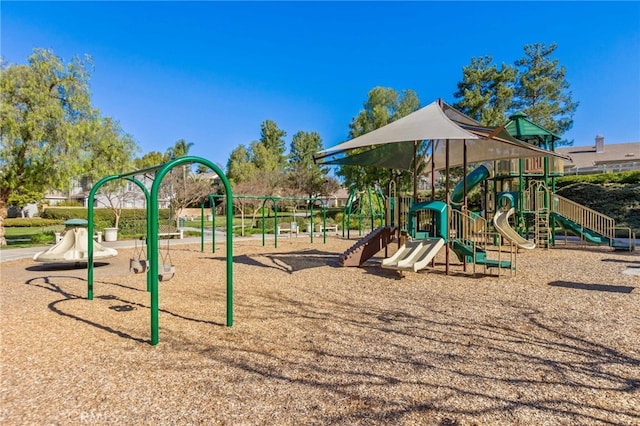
[551,194,616,240]
[449,207,514,275]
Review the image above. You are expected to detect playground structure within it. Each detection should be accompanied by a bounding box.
[339,226,395,267]
[322,101,635,276]
[33,226,118,262]
[87,156,234,345]
[341,187,386,239]
[381,201,447,273]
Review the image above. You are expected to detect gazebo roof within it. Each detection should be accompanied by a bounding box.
[504,111,561,146]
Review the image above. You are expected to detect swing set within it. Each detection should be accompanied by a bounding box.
[87,156,234,345]
[128,198,176,281]
[199,194,330,252]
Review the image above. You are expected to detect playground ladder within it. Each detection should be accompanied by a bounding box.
[534,211,550,249]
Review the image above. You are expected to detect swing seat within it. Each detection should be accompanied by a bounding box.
[129,258,148,274]
[159,264,176,281]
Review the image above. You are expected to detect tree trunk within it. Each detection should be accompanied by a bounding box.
[0,199,7,247]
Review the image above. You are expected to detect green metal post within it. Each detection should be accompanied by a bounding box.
[211,194,216,254]
[125,178,151,293]
[519,158,525,232]
[310,203,314,244]
[311,198,327,244]
[200,202,205,252]
[87,174,121,300]
[261,200,266,247]
[273,198,278,248]
[149,177,160,345]
[149,156,233,345]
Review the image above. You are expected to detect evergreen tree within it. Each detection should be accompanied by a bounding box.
[453,55,516,126]
[513,42,578,142]
[252,119,287,172]
[287,131,327,198]
[453,43,578,145]
[226,144,256,184]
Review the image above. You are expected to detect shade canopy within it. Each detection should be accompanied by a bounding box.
[426,123,571,171]
[314,100,571,171]
[316,101,477,156]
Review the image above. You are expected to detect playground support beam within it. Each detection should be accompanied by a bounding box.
[87,175,150,299]
[89,156,233,346]
[149,156,233,345]
[445,139,450,276]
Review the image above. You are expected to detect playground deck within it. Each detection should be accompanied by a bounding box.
[1,237,638,424]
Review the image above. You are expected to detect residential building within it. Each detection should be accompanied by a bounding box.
[556,135,640,175]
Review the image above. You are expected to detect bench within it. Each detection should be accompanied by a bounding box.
[324,225,339,234]
[277,223,299,237]
[158,229,184,239]
[158,225,184,239]
[315,224,339,235]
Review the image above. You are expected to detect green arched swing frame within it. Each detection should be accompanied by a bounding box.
[86,156,234,345]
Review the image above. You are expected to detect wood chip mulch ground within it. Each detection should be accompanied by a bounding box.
[1,236,639,425]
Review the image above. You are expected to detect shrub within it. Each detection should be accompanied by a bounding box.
[40,207,174,233]
[556,171,640,188]
[4,218,62,227]
[55,200,84,207]
[31,231,55,244]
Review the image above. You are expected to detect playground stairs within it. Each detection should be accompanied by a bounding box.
[339,226,396,267]
[534,211,550,249]
[450,239,514,273]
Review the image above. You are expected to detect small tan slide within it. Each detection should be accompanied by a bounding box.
[493,207,535,250]
[382,238,445,272]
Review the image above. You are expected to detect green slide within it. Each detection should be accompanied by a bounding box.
[451,163,493,204]
[552,213,609,245]
[552,213,634,250]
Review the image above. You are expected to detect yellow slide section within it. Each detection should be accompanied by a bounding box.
[382,238,445,272]
[493,208,535,250]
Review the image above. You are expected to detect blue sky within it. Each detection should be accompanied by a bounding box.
[3,1,639,169]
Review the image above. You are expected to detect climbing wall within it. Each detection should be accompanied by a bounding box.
[339,226,396,267]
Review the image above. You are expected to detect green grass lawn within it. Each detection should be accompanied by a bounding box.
[2,213,337,249]
[2,224,65,248]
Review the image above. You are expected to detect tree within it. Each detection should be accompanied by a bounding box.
[452,43,578,146]
[83,115,138,229]
[226,144,257,184]
[166,138,193,160]
[453,55,516,126]
[287,131,328,198]
[134,151,166,169]
[160,139,212,221]
[513,42,578,143]
[338,87,421,191]
[0,48,94,246]
[251,119,287,172]
[228,173,278,236]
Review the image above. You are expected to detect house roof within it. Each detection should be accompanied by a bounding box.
[556,141,640,169]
